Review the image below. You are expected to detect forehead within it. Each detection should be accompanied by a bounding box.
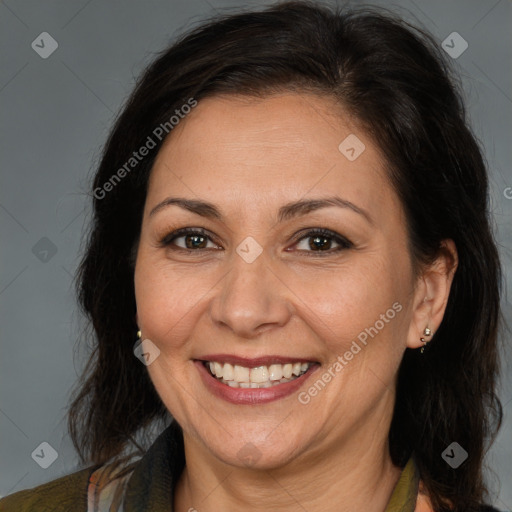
[147,93,398,221]
[155,93,366,168]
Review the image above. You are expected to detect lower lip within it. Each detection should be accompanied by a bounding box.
[195,361,319,405]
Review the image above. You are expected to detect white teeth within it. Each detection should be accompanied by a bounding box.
[205,360,313,388]
[234,365,250,382]
[292,363,302,376]
[268,364,283,380]
[250,366,269,383]
[223,363,234,381]
[214,362,223,378]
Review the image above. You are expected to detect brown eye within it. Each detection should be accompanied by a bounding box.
[184,233,208,249]
[308,235,333,251]
[293,229,352,254]
[160,228,221,251]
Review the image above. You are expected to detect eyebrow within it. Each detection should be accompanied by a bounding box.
[149,196,373,225]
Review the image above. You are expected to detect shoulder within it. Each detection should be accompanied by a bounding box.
[416,478,502,512]
[0,465,97,512]
[0,424,180,512]
[0,454,140,512]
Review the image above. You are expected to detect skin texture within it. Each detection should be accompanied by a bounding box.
[134,93,457,512]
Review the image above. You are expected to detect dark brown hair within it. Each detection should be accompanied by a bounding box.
[68,2,503,510]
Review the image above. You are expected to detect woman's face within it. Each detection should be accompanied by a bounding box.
[134,93,431,470]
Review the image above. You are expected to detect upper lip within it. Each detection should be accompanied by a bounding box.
[196,354,318,367]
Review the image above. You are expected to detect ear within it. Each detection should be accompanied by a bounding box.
[406,239,458,350]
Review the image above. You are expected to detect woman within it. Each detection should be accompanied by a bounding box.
[0,1,504,511]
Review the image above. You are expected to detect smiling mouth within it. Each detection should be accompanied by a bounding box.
[202,360,314,388]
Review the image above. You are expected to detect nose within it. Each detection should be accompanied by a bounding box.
[209,252,292,339]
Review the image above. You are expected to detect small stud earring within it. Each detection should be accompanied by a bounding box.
[420,327,433,354]
[137,330,141,340]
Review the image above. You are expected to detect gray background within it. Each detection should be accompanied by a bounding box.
[1,0,511,508]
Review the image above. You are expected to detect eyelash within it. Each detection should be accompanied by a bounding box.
[158,227,353,256]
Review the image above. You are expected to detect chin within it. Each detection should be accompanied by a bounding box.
[200,427,309,471]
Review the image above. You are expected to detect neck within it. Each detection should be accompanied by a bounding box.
[174,427,402,512]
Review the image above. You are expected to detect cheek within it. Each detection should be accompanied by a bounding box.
[296,254,407,369]
[294,257,403,344]
[134,256,205,353]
